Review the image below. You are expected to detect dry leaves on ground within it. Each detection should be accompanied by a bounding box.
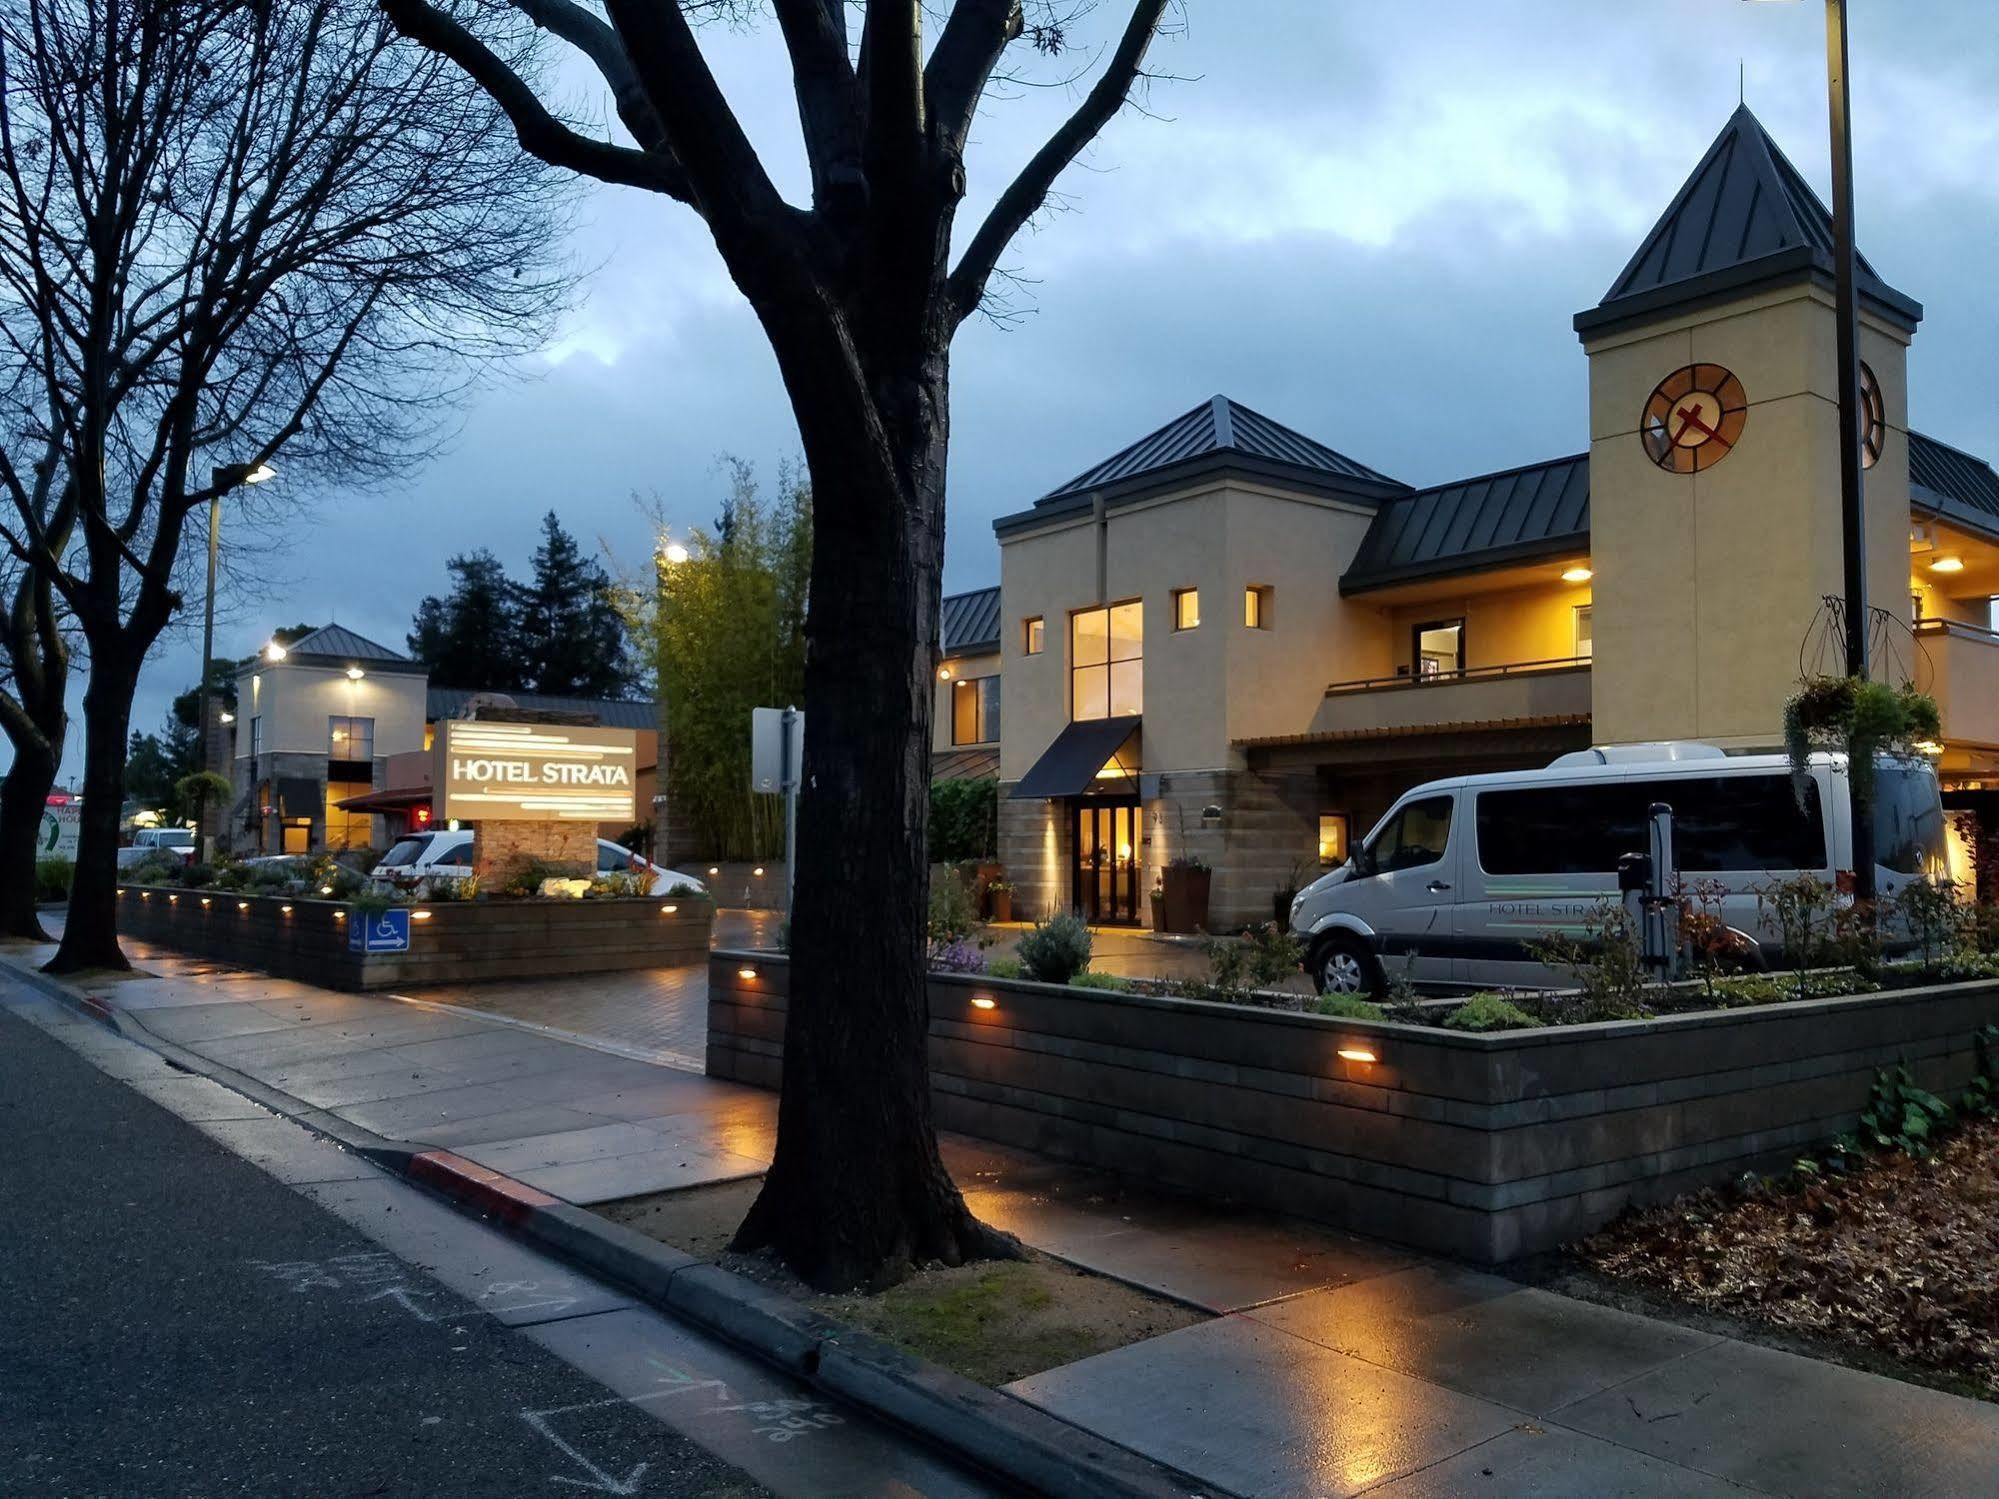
[1578,1117,1999,1395]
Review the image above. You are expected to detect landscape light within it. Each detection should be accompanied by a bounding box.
[237,901,249,911]
[938,665,953,680]
[660,904,677,915]
[1337,1046,1378,1065]
[1930,556,1965,574]
[1561,566,1594,583]
[345,665,365,681]
[264,640,288,661]
[411,909,433,921]
[970,995,998,1011]
[738,966,758,981]
[280,904,293,915]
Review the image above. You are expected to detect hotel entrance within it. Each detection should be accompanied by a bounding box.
[1072,798,1140,925]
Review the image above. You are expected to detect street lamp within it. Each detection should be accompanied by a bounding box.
[1745,0,1875,897]
[194,460,276,857]
[653,536,688,867]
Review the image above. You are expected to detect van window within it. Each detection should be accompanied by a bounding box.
[1369,796,1453,873]
[1875,763,1946,876]
[1476,774,1825,876]
[379,835,432,868]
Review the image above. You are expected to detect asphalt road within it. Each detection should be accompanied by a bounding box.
[0,999,768,1499]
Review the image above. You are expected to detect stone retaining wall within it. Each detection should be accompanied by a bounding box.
[706,953,1999,1261]
[119,888,712,990]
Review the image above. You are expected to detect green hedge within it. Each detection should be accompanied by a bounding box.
[34,858,73,901]
[929,776,997,863]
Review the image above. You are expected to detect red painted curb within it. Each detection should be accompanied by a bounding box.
[407,1149,561,1223]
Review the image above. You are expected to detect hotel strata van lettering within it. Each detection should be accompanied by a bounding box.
[435,721,639,823]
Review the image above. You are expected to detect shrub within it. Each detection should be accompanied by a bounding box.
[588,872,649,898]
[666,881,701,898]
[1312,993,1385,1020]
[34,858,72,901]
[1895,876,1967,974]
[927,869,982,946]
[984,956,1022,980]
[175,862,216,888]
[1070,970,1131,992]
[1196,921,1303,1004]
[1444,994,1541,1032]
[1017,911,1091,984]
[126,855,179,885]
[1756,873,1839,1001]
[498,857,569,897]
[421,874,479,902]
[349,888,407,918]
[929,776,997,863]
[1528,900,1650,1022]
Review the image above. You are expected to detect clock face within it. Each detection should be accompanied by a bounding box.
[1859,361,1884,470]
[1641,364,1748,474]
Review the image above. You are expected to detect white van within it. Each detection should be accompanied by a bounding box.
[1288,743,1947,996]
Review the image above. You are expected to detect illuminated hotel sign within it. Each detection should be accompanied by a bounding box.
[435,720,638,823]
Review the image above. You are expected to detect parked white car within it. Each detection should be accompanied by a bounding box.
[116,827,197,869]
[369,830,704,898]
[1289,743,1946,996]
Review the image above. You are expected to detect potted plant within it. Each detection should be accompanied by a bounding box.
[1161,855,1212,934]
[1148,880,1165,930]
[987,876,1014,924]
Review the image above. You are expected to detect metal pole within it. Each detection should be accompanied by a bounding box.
[1825,0,1876,900]
[195,489,222,860]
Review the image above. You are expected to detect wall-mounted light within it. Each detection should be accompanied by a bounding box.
[140,891,150,899]
[200,897,211,908]
[318,884,333,895]
[411,909,433,921]
[219,712,235,724]
[938,665,953,680]
[280,904,293,915]
[1561,566,1594,584]
[708,866,720,876]
[345,665,365,681]
[738,966,758,981]
[1337,1045,1378,1064]
[264,640,288,661]
[660,904,678,915]
[237,900,250,911]
[1200,804,1224,826]
[168,893,179,904]
[1914,740,1945,757]
[1930,556,1966,574]
[970,995,997,1011]
[752,866,765,877]
[333,909,346,921]
[116,887,126,897]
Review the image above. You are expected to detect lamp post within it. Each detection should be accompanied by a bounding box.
[1747,0,1874,897]
[653,538,688,867]
[194,461,275,857]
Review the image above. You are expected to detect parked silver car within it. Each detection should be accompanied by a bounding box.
[369,830,705,898]
[115,827,197,869]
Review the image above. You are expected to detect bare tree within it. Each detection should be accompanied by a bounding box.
[0,460,71,938]
[0,0,571,971]
[383,0,1177,1289]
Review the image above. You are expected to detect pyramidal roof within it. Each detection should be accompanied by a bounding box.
[1578,105,1919,335]
[1038,395,1404,504]
[284,623,417,666]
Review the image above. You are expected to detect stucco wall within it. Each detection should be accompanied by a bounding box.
[933,649,1002,754]
[235,662,428,760]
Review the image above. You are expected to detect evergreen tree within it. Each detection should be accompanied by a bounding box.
[406,550,525,691]
[516,512,637,697]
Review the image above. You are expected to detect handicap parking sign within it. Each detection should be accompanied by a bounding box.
[348,907,411,954]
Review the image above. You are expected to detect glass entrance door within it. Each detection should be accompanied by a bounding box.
[1072,799,1140,925]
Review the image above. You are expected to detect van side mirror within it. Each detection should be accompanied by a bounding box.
[1352,846,1376,878]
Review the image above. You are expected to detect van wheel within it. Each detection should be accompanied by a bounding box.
[1313,935,1381,998]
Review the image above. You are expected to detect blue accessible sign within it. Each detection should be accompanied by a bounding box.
[348,907,411,954]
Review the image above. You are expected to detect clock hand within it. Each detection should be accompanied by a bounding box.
[1674,403,1725,443]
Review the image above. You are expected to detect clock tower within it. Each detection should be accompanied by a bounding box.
[1578,105,1922,748]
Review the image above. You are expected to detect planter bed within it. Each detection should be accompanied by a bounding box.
[118,887,713,990]
[708,950,1999,1263]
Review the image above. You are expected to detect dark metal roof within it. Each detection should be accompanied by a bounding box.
[284,623,420,669]
[1341,453,1591,595]
[996,396,1406,537]
[1010,716,1139,800]
[425,687,657,731]
[1578,106,1920,337]
[1910,431,1999,541]
[1043,395,1401,500]
[941,586,1001,656]
[932,747,1000,782]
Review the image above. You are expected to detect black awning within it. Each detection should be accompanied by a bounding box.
[275,777,320,818]
[1010,716,1140,800]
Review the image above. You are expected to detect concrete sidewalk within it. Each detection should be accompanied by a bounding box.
[13,934,1999,1498]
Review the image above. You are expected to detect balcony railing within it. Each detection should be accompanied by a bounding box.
[1310,656,1592,738]
[1915,618,1999,749]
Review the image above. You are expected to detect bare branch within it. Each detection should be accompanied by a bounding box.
[771,0,860,204]
[924,0,1020,159]
[382,0,689,197]
[513,0,667,150]
[945,0,1168,326]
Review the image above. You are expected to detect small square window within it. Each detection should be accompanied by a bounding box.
[1573,604,1594,659]
[1244,586,1272,630]
[1023,616,1044,655]
[1319,813,1349,866]
[1172,588,1200,631]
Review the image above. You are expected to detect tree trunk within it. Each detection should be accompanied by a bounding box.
[730,343,1011,1291]
[0,740,59,940]
[47,651,141,975]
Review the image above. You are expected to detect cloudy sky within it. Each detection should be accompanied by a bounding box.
[84,0,1999,780]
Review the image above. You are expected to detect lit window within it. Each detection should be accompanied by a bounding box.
[1023,617,1044,655]
[952,676,1000,745]
[1172,588,1200,631]
[1574,604,1594,660]
[1070,602,1141,721]
[1319,813,1350,866]
[324,781,373,851]
[328,715,374,762]
[1414,619,1463,677]
[1244,586,1272,630]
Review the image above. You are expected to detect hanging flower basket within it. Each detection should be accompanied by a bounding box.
[1782,675,1941,807]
